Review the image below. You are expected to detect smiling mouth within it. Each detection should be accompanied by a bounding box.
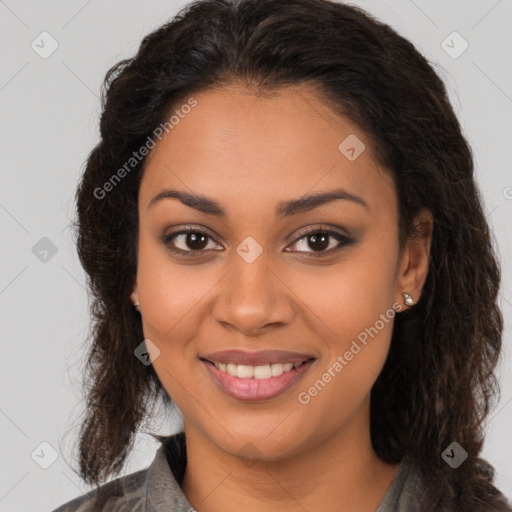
[198,348,317,398]
[200,358,315,379]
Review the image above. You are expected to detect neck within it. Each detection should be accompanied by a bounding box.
[180,399,399,512]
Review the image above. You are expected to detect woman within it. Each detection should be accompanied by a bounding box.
[53,0,511,510]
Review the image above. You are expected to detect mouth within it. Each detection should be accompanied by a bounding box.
[199,358,315,379]
[199,355,317,402]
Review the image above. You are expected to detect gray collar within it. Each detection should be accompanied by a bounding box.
[146,434,424,512]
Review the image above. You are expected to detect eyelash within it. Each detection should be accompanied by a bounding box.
[161,225,354,258]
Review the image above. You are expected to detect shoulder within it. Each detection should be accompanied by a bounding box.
[51,468,148,512]
[52,433,190,512]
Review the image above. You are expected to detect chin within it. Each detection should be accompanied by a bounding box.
[208,425,310,462]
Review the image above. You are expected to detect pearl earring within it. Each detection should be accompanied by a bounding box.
[402,292,414,306]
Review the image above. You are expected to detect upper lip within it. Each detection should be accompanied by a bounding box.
[200,349,315,366]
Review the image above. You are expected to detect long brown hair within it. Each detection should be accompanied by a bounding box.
[71,0,510,509]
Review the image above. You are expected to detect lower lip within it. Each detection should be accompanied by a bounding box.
[201,359,316,402]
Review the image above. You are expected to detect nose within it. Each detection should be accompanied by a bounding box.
[211,253,296,337]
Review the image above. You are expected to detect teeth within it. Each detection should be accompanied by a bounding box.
[253,364,272,379]
[237,365,254,378]
[271,363,284,377]
[212,361,305,379]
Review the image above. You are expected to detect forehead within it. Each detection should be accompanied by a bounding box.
[139,84,395,217]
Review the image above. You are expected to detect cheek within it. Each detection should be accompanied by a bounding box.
[288,243,398,415]
[288,237,397,346]
[134,236,218,402]
[292,286,396,438]
[135,233,216,336]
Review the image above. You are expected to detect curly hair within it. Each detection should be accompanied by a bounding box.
[71,0,510,510]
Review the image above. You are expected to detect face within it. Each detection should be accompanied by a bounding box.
[131,83,429,462]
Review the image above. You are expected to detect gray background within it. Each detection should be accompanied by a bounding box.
[0,0,511,510]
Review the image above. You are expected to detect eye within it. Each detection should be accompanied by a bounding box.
[285,226,354,257]
[162,226,222,256]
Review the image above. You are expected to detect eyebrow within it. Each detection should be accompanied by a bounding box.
[148,187,368,218]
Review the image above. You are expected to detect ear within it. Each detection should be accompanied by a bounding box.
[130,281,139,306]
[395,208,433,308]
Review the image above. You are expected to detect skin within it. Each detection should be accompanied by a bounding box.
[130,83,433,512]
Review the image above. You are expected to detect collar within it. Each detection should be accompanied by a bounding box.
[145,432,193,512]
[144,432,421,512]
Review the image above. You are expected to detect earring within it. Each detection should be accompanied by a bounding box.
[402,292,414,306]
[133,301,140,311]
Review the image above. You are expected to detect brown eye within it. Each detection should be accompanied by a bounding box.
[286,229,353,256]
[183,232,209,250]
[306,232,330,251]
[162,228,222,256]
